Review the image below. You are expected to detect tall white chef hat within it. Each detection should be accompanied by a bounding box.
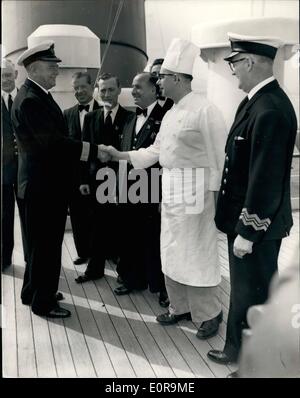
[161,38,200,75]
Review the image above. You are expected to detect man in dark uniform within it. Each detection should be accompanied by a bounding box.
[75,73,133,283]
[207,33,298,371]
[114,72,169,308]
[150,58,174,113]
[1,58,28,269]
[64,72,100,266]
[11,41,108,318]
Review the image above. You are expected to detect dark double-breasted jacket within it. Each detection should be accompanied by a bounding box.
[11,79,99,199]
[215,80,297,242]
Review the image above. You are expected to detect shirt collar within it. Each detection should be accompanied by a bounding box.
[104,103,119,119]
[2,87,18,101]
[79,98,95,111]
[248,76,275,100]
[145,101,157,116]
[27,77,49,94]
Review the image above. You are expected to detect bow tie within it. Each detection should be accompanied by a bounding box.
[78,104,90,112]
[136,107,147,117]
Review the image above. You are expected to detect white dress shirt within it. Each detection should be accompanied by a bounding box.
[79,99,95,130]
[2,87,18,109]
[135,101,157,135]
[104,103,119,124]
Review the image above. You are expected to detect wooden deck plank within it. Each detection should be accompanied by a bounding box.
[2,210,298,378]
[105,264,177,378]
[63,236,155,377]
[105,264,195,378]
[178,320,233,378]
[14,220,57,378]
[142,289,215,378]
[1,266,18,377]
[11,222,37,378]
[61,242,117,378]
[119,286,194,378]
[58,242,98,378]
[91,277,157,378]
[47,317,77,378]
[31,314,57,377]
[64,233,135,378]
[14,270,37,378]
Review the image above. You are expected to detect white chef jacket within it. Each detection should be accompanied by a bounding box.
[129,92,227,286]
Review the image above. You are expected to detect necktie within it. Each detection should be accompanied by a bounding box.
[104,111,113,130]
[8,94,13,115]
[104,111,116,146]
[136,107,147,117]
[78,104,90,112]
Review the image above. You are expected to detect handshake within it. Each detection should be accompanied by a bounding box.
[97,144,129,162]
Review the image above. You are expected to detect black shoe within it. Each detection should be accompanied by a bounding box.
[227,370,239,378]
[55,292,64,301]
[158,291,170,308]
[75,274,103,283]
[156,311,192,325]
[196,311,223,339]
[207,350,235,365]
[114,285,132,296]
[33,306,71,318]
[73,257,88,265]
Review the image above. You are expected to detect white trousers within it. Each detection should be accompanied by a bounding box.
[165,275,221,323]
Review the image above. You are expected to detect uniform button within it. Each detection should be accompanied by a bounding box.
[134,137,137,142]
[225,156,229,161]
[132,146,136,149]
[225,168,228,173]
[223,179,227,184]
[222,190,225,195]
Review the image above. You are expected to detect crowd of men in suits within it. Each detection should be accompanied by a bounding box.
[2,31,298,377]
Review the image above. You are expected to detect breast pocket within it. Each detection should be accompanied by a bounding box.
[232,135,251,165]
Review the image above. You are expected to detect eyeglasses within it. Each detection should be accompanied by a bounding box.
[158,73,176,79]
[228,58,246,72]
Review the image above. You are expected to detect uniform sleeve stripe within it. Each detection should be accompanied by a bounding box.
[239,208,271,231]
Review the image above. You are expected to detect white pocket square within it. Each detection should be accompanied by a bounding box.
[235,136,245,141]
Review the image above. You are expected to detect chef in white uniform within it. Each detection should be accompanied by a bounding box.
[103,38,228,338]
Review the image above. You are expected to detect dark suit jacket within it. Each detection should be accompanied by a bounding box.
[63,100,100,141]
[81,104,133,184]
[215,80,297,242]
[2,96,18,185]
[120,103,165,204]
[11,78,99,199]
[64,100,100,188]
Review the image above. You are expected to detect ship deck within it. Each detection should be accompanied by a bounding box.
[2,211,299,378]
